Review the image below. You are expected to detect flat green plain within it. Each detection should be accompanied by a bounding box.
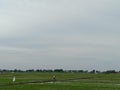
[0,72,120,90]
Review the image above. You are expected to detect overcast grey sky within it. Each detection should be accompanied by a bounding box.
[0,0,120,70]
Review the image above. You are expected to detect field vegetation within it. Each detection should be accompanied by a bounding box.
[0,72,120,90]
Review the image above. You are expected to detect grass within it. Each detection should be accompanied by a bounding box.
[0,72,120,90]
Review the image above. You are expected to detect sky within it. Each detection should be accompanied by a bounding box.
[0,0,120,71]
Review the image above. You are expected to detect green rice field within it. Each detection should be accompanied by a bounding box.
[0,72,120,90]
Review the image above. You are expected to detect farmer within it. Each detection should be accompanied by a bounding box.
[53,75,56,81]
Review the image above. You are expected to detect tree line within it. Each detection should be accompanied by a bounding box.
[0,69,119,74]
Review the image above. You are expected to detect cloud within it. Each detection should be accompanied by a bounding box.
[0,0,120,70]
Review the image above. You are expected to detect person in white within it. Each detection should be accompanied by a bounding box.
[12,76,16,82]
